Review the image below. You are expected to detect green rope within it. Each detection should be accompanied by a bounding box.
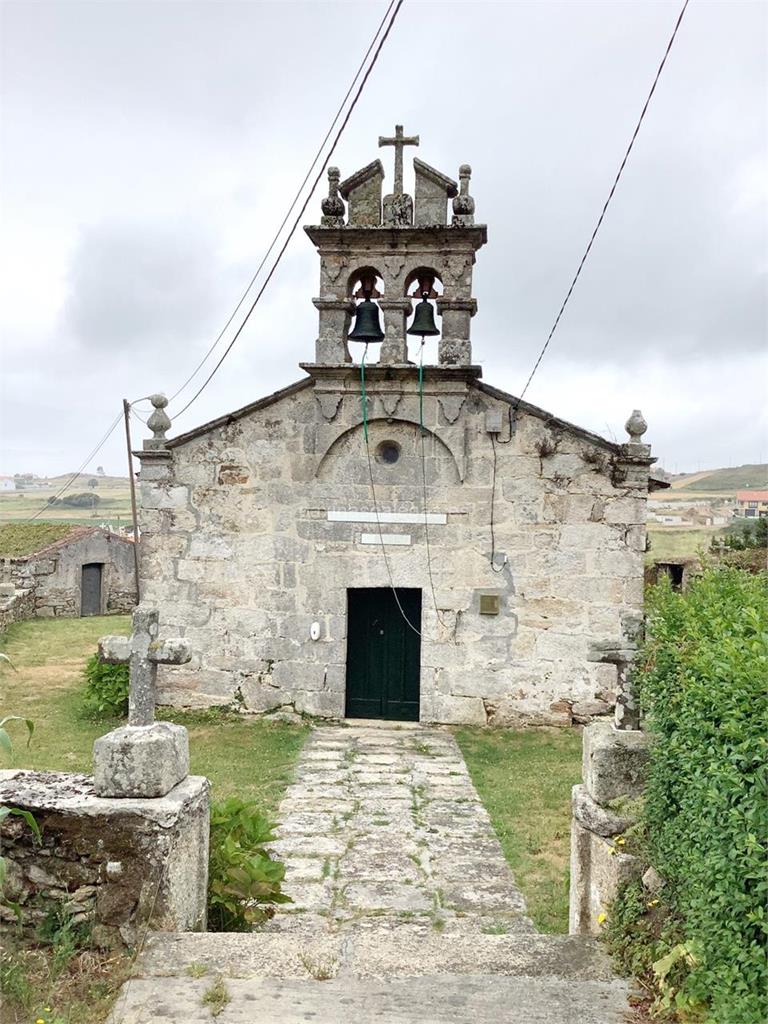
[360,345,369,442]
[418,342,425,432]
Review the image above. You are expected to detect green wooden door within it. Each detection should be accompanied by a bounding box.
[345,588,421,721]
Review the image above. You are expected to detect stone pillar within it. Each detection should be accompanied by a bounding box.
[379,298,411,364]
[437,297,477,366]
[569,721,650,935]
[312,298,354,364]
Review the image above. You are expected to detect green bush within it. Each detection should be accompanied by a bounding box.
[82,655,129,718]
[633,567,768,1023]
[207,797,291,931]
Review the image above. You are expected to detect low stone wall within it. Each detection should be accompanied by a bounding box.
[0,586,35,634]
[0,770,210,948]
[569,720,650,935]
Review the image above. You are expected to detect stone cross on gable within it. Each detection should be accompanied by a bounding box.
[99,607,191,727]
[93,607,192,798]
[379,124,419,195]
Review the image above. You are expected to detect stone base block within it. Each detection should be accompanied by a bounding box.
[568,818,644,935]
[93,722,189,798]
[582,721,650,805]
[0,769,209,947]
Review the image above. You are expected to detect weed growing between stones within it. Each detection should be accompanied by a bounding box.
[481,921,511,935]
[300,953,339,980]
[186,961,209,978]
[201,975,231,1017]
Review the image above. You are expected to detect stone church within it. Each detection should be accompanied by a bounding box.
[137,126,665,727]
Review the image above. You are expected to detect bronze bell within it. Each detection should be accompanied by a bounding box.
[407,293,440,337]
[348,292,384,343]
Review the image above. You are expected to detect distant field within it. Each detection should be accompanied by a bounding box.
[0,475,132,527]
[646,525,719,563]
[648,489,735,504]
[669,464,767,493]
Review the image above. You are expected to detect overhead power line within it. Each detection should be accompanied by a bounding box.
[173,0,405,421]
[513,0,691,411]
[168,0,399,407]
[27,411,124,522]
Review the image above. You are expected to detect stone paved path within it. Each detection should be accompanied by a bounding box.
[267,723,529,933]
[110,724,630,1023]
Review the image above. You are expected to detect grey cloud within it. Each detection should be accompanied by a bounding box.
[62,222,224,351]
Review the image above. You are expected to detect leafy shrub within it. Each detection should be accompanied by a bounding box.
[82,655,129,718]
[207,798,291,931]
[48,492,100,508]
[632,567,768,1023]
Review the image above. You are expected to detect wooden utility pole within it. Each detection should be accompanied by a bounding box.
[123,399,141,603]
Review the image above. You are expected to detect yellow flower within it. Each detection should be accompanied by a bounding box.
[647,899,659,907]
[608,846,616,856]
[36,1018,45,1024]
[597,912,607,925]
[615,837,626,846]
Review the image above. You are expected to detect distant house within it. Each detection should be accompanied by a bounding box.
[0,476,15,491]
[0,525,137,626]
[735,490,768,519]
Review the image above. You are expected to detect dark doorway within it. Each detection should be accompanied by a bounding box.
[659,562,685,591]
[345,588,421,721]
[81,563,103,616]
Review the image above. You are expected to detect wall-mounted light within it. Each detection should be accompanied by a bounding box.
[310,621,321,641]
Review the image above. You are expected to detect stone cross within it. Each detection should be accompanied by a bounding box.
[378,124,419,195]
[99,607,191,727]
[93,607,193,798]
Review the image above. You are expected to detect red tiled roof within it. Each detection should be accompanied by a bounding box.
[736,490,768,502]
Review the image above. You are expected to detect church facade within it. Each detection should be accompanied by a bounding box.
[137,128,664,727]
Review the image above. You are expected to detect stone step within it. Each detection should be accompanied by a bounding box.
[133,928,618,983]
[110,974,630,1023]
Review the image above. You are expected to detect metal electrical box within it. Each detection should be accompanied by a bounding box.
[485,409,503,434]
[479,594,500,616]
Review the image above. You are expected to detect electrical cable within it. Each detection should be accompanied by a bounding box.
[25,394,155,522]
[487,0,691,567]
[417,342,453,627]
[26,412,124,522]
[359,345,423,637]
[499,0,692,440]
[172,0,405,422]
[166,0,398,408]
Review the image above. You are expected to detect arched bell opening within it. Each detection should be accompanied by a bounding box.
[347,267,385,300]
[346,267,386,354]
[404,267,443,365]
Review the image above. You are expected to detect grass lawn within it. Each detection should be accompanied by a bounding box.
[455,726,582,934]
[645,525,719,563]
[0,616,309,815]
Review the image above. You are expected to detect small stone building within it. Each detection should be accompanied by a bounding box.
[0,526,137,621]
[138,127,667,727]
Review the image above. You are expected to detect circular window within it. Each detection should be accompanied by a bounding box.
[376,440,401,465]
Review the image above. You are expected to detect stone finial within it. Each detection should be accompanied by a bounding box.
[321,167,345,227]
[452,164,475,226]
[146,393,171,451]
[624,409,648,444]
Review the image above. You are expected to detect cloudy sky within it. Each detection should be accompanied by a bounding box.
[1,0,766,477]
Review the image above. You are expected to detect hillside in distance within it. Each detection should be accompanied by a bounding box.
[669,464,768,493]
